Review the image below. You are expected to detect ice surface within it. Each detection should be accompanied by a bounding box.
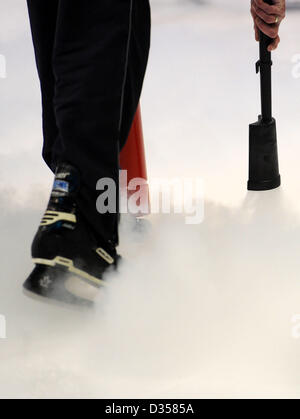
[1,0,300,399]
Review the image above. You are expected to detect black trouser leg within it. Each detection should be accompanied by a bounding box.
[119,0,151,150]
[27,0,59,170]
[27,0,151,247]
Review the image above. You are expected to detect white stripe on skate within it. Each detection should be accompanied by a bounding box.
[32,257,105,287]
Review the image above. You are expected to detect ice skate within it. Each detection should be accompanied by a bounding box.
[23,163,119,306]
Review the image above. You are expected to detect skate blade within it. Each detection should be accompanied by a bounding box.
[23,265,101,308]
[22,288,93,311]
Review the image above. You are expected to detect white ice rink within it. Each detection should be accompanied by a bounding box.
[1,0,300,399]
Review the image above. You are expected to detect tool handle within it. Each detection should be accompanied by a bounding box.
[260,0,274,53]
[258,0,274,122]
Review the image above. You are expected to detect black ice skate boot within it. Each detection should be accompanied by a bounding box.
[23,163,119,306]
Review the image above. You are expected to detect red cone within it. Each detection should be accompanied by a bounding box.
[120,104,150,216]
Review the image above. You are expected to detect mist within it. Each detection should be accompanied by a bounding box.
[1,188,300,398]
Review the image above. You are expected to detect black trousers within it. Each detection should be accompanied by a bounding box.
[27,0,151,247]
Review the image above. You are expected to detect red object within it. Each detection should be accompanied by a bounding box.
[120,105,147,183]
[120,104,149,215]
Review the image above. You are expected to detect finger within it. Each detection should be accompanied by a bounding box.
[268,35,280,51]
[253,0,274,14]
[254,0,283,18]
[250,5,260,41]
[254,6,280,25]
[255,16,279,38]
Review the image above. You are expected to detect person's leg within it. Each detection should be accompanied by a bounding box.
[27,0,151,248]
[26,0,59,171]
[24,0,151,304]
[119,0,151,150]
[52,0,150,248]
